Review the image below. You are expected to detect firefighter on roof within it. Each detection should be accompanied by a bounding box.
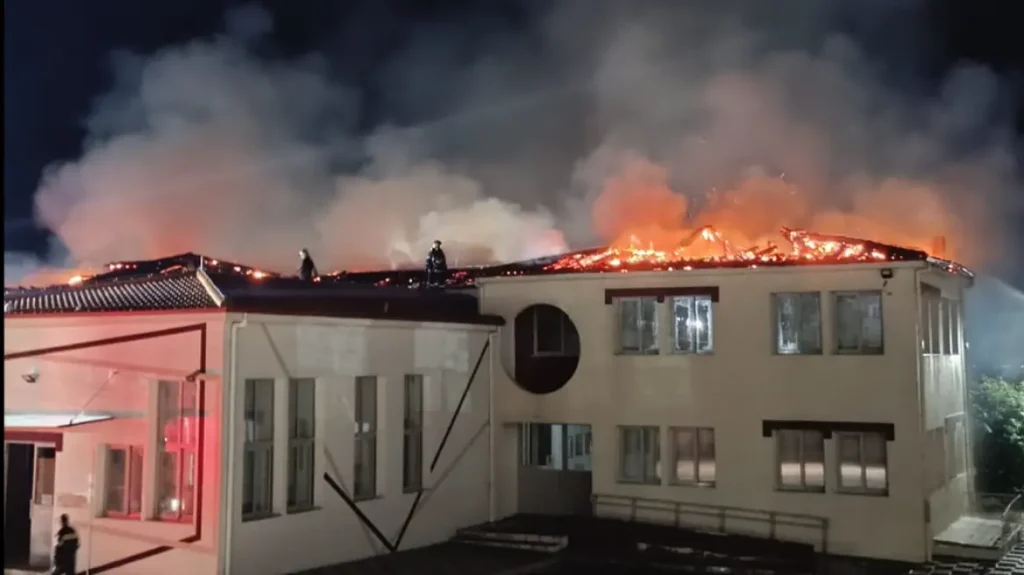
[298,248,319,282]
[425,240,448,288]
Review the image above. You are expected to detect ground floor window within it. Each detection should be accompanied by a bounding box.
[619,426,660,484]
[669,427,716,486]
[104,445,144,517]
[775,429,825,492]
[836,431,888,495]
[242,379,275,519]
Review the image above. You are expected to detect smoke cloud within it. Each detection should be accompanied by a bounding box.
[15,1,1024,281]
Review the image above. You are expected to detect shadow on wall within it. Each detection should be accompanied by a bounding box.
[513,304,581,395]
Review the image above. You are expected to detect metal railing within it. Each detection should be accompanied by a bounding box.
[592,492,830,554]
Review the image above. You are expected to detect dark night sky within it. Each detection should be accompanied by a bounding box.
[4,0,1023,281]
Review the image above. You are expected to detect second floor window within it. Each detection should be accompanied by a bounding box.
[354,376,378,500]
[242,379,274,520]
[617,297,658,354]
[287,379,316,512]
[672,296,713,353]
[834,291,884,354]
[774,292,822,354]
[618,426,660,484]
[157,380,198,521]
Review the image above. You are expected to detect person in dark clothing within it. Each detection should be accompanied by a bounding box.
[53,514,79,575]
[298,248,319,282]
[425,240,448,288]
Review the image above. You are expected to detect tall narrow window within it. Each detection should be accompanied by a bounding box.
[834,291,884,354]
[836,432,888,495]
[34,447,56,505]
[618,426,660,484]
[776,429,825,492]
[532,306,579,356]
[670,427,716,486]
[104,445,143,517]
[354,376,378,500]
[947,299,961,355]
[288,379,316,511]
[242,379,274,519]
[403,375,424,492]
[946,416,966,480]
[618,297,658,354]
[157,380,198,521]
[774,293,822,354]
[672,296,713,353]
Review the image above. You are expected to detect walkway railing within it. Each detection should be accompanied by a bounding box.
[591,492,830,554]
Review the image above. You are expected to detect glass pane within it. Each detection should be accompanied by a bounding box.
[863,434,887,490]
[640,298,658,352]
[291,379,315,439]
[34,448,56,505]
[698,428,716,483]
[803,431,825,488]
[106,449,127,513]
[644,427,660,483]
[534,306,564,353]
[776,294,799,353]
[403,431,422,490]
[835,295,861,351]
[620,427,641,481]
[158,451,180,515]
[242,449,254,515]
[673,428,695,482]
[182,451,195,516]
[257,448,273,513]
[777,431,802,487]
[619,300,640,351]
[405,375,423,428]
[673,298,693,352]
[356,377,377,430]
[695,297,712,352]
[860,292,883,351]
[838,434,863,489]
[798,294,821,353]
[354,435,377,498]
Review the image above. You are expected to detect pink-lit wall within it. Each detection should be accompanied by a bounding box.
[4,311,226,575]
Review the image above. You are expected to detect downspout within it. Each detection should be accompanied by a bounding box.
[220,313,248,575]
[913,267,930,561]
[488,330,497,523]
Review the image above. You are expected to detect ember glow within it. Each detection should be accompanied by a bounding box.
[546,226,911,272]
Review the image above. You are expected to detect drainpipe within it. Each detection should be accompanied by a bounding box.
[488,330,497,523]
[913,267,930,560]
[220,314,248,575]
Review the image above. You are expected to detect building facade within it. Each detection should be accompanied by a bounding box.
[478,260,973,564]
[4,263,501,575]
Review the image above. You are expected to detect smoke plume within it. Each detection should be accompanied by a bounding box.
[16,1,1024,281]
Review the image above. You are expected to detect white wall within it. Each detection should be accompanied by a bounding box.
[479,262,935,563]
[4,313,225,575]
[224,313,495,575]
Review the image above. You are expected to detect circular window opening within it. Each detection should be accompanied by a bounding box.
[511,304,581,395]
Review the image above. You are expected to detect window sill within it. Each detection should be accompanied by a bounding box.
[242,512,280,523]
[615,351,660,357]
[402,487,424,495]
[287,505,321,516]
[616,478,661,486]
[834,350,884,356]
[773,352,824,356]
[353,494,381,503]
[835,489,888,497]
[670,481,716,489]
[774,487,826,494]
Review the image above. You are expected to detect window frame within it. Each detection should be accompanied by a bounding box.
[531,306,578,357]
[103,444,144,519]
[403,374,424,493]
[156,379,199,522]
[287,378,316,512]
[775,429,826,493]
[835,431,889,496]
[772,292,823,355]
[616,297,659,355]
[617,425,661,485]
[833,290,884,355]
[668,426,716,487]
[671,295,714,354]
[242,378,275,521]
[34,447,56,506]
[353,376,378,501]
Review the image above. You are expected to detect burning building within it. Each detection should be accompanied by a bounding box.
[3,226,1009,573]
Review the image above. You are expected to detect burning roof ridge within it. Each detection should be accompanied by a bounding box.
[5,267,200,296]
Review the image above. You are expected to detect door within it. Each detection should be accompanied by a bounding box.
[30,447,57,568]
[4,442,34,568]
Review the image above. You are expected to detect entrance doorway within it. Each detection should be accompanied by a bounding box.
[517,423,593,516]
[5,442,35,568]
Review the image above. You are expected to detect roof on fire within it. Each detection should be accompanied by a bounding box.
[3,232,972,318]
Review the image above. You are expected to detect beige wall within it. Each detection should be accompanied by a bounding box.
[224,313,495,575]
[4,313,225,575]
[479,262,943,563]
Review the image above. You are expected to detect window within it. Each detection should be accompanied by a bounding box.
[618,426,660,484]
[669,427,715,486]
[532,306,579,356]
[34,447,56,505]
[672,296,713,353]
[618,297,658,354]
[947,299,961,355]
[242,379,274,519]
[403,375,424,493]
[925,295,944,354]
[104,446,143,517]
[946,416,966,480]
[157,380,198,521]
[836,432,888,495]
[354,376,378,500]
[776,429,825,492]
[288,379,315,511]
[774,293,822,354]
[834,291,883,354]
